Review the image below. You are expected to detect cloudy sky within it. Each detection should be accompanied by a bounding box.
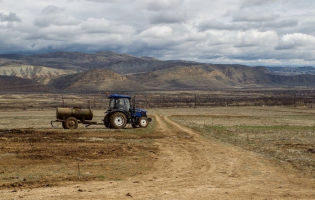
[0,0,315,66]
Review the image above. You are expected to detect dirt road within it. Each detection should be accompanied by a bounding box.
[1,112,315,199]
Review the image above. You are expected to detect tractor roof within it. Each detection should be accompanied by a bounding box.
[108,94,131,99]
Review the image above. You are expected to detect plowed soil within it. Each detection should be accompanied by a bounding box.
[0,111,315,199]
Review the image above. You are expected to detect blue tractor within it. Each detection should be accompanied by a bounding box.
[103,94,152,129]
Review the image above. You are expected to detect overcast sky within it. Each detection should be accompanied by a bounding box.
[1,0,315,66]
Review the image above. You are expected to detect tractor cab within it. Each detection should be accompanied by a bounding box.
[108,94,131,111]
[103,94,151,129]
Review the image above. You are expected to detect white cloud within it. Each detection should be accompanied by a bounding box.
[234,30,278,47]
[138,26,173,38]
[81,18,135,34]
[34,5,80,27]
[277,33,315,50]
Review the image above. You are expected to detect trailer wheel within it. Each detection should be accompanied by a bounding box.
[64,117,78,129]
[62,122,66,129]
[104,114,110,128]
[110,112,127,129]
[138,117,148,128]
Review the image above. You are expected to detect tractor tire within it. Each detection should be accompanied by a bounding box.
[109,112,127,129]
[103,114,110,128]
[138,117,148,128]
[64,117,78,129]
[132,123,139,128]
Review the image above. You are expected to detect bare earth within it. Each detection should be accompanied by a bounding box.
[1,111,315,199]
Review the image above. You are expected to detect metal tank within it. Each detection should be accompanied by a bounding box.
[56,107,93,121]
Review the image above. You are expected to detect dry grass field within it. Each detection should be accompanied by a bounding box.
[0,95,315,199]
[166,107,315,177]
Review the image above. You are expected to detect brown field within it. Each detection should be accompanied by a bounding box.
[0,94,315,199]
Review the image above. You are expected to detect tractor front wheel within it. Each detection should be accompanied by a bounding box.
[138,117,148,128]
[110,112,127,129]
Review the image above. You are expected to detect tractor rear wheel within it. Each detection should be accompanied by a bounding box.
[110,112,127,129]
[138,117,148,128]
[103,114,110,128]
[64,117,78,129]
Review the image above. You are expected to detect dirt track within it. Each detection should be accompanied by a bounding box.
[1,112,315,199]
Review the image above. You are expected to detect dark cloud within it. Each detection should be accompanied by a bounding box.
[240,0,276,8]
[263,20,298,29]
[197,19,298,32]
[85,0,125,3]
[197,19,240,31]
[0,12,21,22]
[233,9,279,22]
[146,0,183,11]
[42,5,64,14]
[150,11,187,24]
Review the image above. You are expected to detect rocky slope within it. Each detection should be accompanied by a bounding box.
[266,66,315,75]
[0,51,163,73]
[0,65,79,84]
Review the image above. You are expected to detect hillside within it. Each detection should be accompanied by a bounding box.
[50,68,147,92]
[129,64,282,90]
[128,65,229,90]
[1,51,315,92]
[0,75,50,92]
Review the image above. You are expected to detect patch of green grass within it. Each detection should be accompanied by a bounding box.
[96,175,106,180]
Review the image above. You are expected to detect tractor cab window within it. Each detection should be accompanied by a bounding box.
[109,98,115,110]
[109,98,131,110]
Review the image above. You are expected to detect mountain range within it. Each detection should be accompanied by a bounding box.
[0,51,315,92]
